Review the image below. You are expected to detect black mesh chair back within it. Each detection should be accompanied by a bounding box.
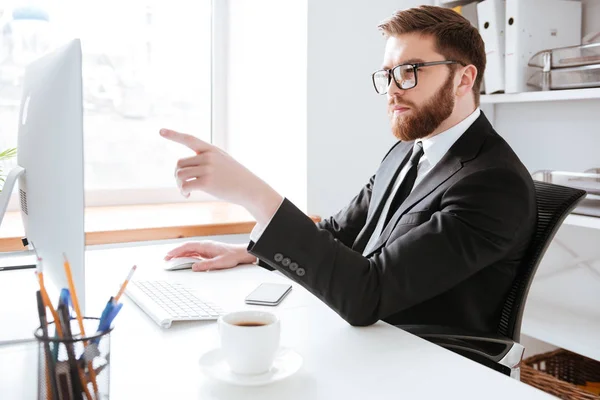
[498,181,586,342]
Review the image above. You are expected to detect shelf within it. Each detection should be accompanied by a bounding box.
[522,298,600,362]
[481,88,600,104]
[563,214,600,230]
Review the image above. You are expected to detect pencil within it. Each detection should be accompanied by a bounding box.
[36,261,92,400]
[63,253,99,398]
[36,264,64,337]
[114,265,137,302]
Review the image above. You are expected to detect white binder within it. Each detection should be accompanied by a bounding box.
[505,0,582,93]
[453,2,486,93]
[477,0,506,94]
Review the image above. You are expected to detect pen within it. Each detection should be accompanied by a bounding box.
[36,262,65,367]
[60,288,72,318]
[58,303,85,400]
[99,302,123,333]
[37,291,59,400]
[99,297,114,323]
[114,265,137,302]
[51,323,60,364]
[94,298,115,343]
[36,260,64,338]
[63,253,99,398]
[53,290,71,362]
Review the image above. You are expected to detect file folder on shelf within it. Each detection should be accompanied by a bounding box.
[439,0,481,6]
[477,0,505,94]
[505,0,582,94]
[453,2,486,93]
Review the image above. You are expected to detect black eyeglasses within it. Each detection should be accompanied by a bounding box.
[372,60,464,95]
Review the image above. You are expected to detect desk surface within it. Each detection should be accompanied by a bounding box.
[0,242,553,399]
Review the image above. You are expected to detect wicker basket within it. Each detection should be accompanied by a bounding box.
[521,349,600,400]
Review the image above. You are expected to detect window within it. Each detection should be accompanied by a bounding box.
[0,0,214,209]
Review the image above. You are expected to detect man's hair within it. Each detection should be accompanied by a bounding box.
[378,5,486,105]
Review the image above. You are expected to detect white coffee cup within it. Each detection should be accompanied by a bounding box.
[218,310,281,375]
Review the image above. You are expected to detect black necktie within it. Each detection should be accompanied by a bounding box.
[384,141,424,226]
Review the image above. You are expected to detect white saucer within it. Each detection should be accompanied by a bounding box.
[199,347,302,386]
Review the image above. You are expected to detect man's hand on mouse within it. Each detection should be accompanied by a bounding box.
[165,241,257,272]
[160,128,282,226]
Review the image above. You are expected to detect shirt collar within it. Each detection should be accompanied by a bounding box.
[418,108,481,167]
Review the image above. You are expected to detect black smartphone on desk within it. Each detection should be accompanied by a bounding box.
[245,283,292,306]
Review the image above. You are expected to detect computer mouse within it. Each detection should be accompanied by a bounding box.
[163,257,200,271]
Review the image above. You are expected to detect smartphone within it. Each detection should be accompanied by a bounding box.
[244,283,292,306]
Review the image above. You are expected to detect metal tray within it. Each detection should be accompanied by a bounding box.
[527,64,600,90]
[528,42,600,69]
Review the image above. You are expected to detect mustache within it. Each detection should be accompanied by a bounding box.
[388,99,415,108]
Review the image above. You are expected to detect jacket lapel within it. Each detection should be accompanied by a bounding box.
[363,112,492,257]
[352,141,412,252]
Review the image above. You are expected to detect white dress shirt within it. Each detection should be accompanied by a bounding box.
[362,108,481,255]
[251,108,482,255]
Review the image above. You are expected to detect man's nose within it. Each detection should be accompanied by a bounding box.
[387,78,405,98]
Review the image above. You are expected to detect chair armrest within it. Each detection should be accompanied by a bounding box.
[398,325,524,376]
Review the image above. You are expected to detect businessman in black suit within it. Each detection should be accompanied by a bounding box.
[160,5,536,334]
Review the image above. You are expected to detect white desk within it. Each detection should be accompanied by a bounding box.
[0,242,554,399]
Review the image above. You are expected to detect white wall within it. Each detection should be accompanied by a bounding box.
[226,0,308,212]
[494,100,600,173]
[521,334,559,359]
[306,0,432,218]
[582,0,600,39]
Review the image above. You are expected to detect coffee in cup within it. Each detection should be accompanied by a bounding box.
[218,310,280,375]
[234,322,267,327]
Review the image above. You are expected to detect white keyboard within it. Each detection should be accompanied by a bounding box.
[125,280,225,328]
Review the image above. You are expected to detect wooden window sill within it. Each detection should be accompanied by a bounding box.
[0,202,321,252]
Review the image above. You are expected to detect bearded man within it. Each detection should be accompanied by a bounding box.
[160,5,536,333]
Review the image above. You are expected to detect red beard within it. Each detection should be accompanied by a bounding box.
[389,73,455,141]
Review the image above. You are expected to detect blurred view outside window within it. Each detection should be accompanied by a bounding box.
[0,0,212,204]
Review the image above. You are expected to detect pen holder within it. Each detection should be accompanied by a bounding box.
[34,317,112,400]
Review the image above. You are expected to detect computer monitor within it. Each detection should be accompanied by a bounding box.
[0,38,86,313]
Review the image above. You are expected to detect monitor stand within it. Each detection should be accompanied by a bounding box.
[0,166,34,271]
[0,166,25,227]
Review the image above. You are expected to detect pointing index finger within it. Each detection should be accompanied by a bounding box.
[160,128,211,154]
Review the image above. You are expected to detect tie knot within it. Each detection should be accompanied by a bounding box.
[409,141,424,165]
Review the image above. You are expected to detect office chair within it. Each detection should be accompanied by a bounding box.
[400,181,587,379]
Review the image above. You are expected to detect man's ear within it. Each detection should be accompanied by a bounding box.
[456,65,477,97]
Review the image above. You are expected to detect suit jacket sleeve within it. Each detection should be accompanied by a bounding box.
[253,174,374,272]
[247,167,534,326]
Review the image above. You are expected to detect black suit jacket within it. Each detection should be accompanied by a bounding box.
[248,112,536,333]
